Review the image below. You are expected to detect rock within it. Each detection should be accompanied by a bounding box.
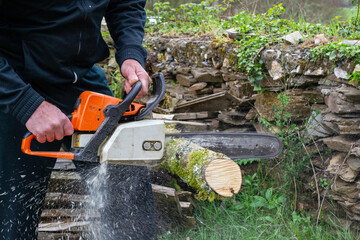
[332,178,360,199]
[268,60,284,81]
[174,92,240,113]
[197,86,214,95]
[218,110,248,126]
[282,31,304,45]
[325,92,360,114]
[189,82,207,92]
[314,34,329,45]
[222,72,248,82]
[323,113,360,135]
[306,111,339,137]
[259,75,284,91]
[222,58,231,69]
[176,67,192,75]
[324,86,360,114]
[226,80,254,98]
[353,64,360,73]
[327,153,359,182]
[348,157,360,171]
[334,67,349,80]
[304,67,327,76]
[287,75,319,88]
[176,74,196,87]
[191,68,223,83]
[254,90,311,121]
[225,28,242,40]
[339,40,360,46]
[323,135,360,152]
[303,90,324,104]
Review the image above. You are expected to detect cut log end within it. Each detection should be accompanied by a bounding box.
[204,158,242,197]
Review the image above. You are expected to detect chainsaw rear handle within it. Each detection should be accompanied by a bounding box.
[136,72,166,120]
[21,81,143,160]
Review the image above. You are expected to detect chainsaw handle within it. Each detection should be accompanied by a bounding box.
[136,73,166,120]
[21,132,75,159]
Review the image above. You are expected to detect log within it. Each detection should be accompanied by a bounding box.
[162,137,242,201]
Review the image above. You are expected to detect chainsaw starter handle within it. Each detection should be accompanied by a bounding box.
[21,81,143,161]
[136,73,166,120]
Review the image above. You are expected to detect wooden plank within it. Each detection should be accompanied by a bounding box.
[38,221,98,232]
[174,92,240,113]
[41,209,100,219]
[38,232,89,240]
[44,192,89,208]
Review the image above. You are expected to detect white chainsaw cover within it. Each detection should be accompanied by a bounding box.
[99,120,165,165]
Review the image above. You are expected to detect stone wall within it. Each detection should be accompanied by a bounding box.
[141,36,360,224]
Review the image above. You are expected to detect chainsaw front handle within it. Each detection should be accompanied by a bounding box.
[136,73,166,120]
[21,132,75,159]
[21,81,143,161]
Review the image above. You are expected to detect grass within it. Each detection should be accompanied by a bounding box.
[160,173,357,240]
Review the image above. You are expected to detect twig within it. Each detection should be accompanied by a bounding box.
[293,176,297,212]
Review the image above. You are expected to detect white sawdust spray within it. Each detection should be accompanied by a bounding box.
[84,162,109,239]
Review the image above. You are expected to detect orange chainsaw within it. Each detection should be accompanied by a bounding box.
[21,73,282,167]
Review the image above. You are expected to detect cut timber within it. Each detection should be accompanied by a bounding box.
[174,92,240,113]
[162,138,242,200]
[204,158,241,197]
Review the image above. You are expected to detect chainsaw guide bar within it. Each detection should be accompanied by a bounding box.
[165,132,282,160]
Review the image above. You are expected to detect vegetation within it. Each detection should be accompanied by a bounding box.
[144,1,360,238]
[146,1,360,89]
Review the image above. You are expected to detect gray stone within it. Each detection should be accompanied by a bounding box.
[268,60,284,81]
[191,68,223,83]
[197,86,214,95]
[304,67,327,76]
[327,153,359,182]
[314,34,329,45]
[323,135,360,152]
[325,92,360,114]
[176,74,196,87]
[189,82,207,91]
[282,31,304,45]
[334,67,349,80]
[348,157,360,171]
[307,111,339,137]
[226,80,253,98]
[339,40,360,46]
[176,67,192,75]
[353,64,360,73]
[323,113,360,135]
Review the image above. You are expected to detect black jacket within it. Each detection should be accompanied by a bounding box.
[0,0,147,125]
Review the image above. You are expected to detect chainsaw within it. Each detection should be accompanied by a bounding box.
[21,73,282,167]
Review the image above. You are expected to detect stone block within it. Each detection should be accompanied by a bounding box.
[189,82,207,92]
[323,135,360,152]
[176,74,196,87]
[323,113,360,135]
[191,68,223,83]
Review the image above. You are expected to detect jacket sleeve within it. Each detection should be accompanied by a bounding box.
[0,57,45,125]
[105,0,147,68]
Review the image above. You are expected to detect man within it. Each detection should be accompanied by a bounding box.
[0,0,156,239]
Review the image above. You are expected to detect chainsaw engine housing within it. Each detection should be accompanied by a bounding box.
[72,120,165,166]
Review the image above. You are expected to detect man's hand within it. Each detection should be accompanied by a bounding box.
[25,101,74,143]
[120,59,151,98]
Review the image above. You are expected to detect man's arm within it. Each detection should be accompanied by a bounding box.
[105,0,151,97]
[0,57,73,143]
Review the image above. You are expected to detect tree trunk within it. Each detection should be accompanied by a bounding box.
[162,137,242,201]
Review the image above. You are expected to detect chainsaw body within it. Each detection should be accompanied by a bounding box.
[21,73,167,165]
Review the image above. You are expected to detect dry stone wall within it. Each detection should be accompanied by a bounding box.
[141,36,360,224]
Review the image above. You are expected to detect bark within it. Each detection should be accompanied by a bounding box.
[162,137,242,201]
